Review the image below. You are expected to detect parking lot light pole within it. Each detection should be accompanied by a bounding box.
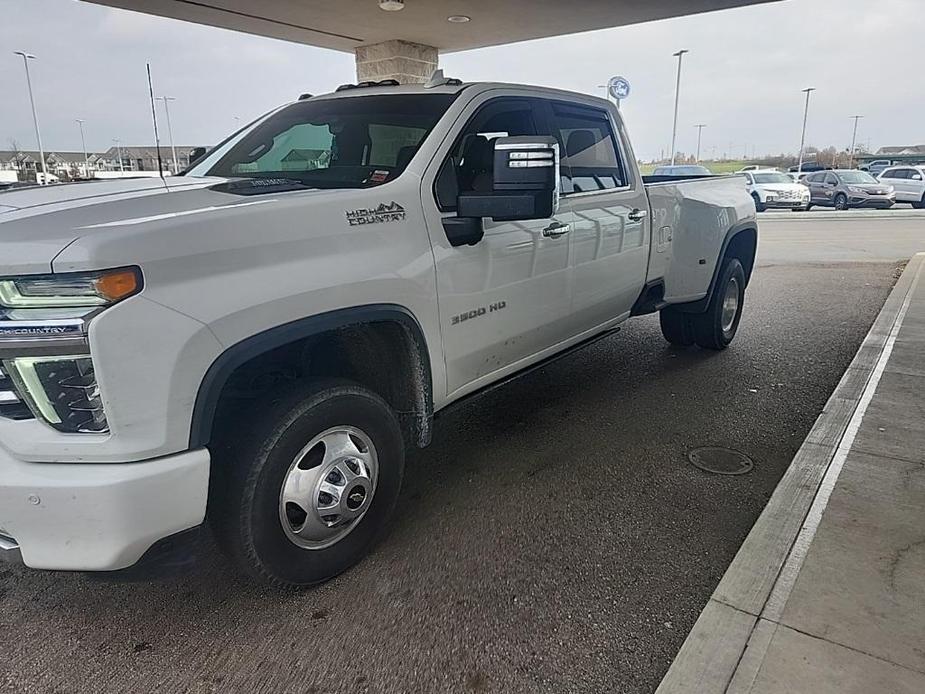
[669,49,689,166]
[75,119,89,179]
[157,96,179,173]
[796,87,816,174]
[694,124,706,162]
[848,115,863,169]
[13,51,48,185]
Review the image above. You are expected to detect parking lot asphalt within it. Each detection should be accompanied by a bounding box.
[0,220,916,694]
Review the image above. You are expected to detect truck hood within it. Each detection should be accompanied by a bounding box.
[0,177,175,212]
[0,176,228,274]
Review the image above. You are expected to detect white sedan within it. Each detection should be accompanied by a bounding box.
[741,170,811,211]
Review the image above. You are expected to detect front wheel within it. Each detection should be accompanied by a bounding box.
[210,380,405,588]
[913,194,925,210]
[834,193,849,210]
[691,258,746,350]
[751,193,766,213]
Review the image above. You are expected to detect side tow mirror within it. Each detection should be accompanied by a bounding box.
[445,136,561,248]
[457,136,560,221]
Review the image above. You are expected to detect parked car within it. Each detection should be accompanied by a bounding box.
[0,79,757,586]
[803,169,895,210]
[788,163,827,174]
[865,160,893,176]
[650,164,713,176]
[878,165,925,208]
[741,169,810,211]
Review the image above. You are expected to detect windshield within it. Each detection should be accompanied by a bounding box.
[202,94,456,188]
[839,171,878,184]
[753,172,792,184]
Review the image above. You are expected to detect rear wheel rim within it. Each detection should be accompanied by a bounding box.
[721,277,740,333]
[278,425,379,550]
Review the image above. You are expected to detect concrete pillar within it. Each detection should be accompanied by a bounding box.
[354,40,438,84]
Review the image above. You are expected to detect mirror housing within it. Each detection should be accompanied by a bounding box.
[457,136,560,222]
[188,146,208,166]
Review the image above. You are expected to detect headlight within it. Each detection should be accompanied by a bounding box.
[847,186,866,194]
[0,267,141,309]
[3,356,107,433]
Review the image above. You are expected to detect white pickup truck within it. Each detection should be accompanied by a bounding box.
[0,77,756,587]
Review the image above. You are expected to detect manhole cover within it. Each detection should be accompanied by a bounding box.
[688,447,753,475]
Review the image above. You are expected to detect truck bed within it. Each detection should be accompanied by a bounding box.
[642,174,755,304]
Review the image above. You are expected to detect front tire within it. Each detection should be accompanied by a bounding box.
[210,380,405,588]
[913,194,925,210]
[751,193,766,213]
[691,258,746,350]
[834,193,849,210]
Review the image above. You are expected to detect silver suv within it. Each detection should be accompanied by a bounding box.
[804,170,896,210]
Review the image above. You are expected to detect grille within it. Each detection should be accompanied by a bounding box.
[0,364,34,421]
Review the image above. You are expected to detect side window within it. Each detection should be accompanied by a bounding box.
[550,102,627,194]
[825,173,838,186]
[744,174,753,185]
[895,169,912,179]
[434,98,541,211]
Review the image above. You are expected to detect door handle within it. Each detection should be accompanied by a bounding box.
[542,221,571,238]
[628,208,648,222]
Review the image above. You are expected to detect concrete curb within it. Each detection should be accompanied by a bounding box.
[760,209,925,222]
[656,252,925,694]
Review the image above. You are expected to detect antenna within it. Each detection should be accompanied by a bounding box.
[146,63,165,180]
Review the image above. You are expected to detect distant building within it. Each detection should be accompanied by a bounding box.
[0,145,208,181]
[0,150,97,180]
[93,145,207,174]
[857,145,925,168]
[875,145,925,156]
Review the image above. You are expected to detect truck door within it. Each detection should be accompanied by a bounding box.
[422,95,573,398]
[544,99,650,333]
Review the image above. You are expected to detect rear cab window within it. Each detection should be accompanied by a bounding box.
[549,102,627,194]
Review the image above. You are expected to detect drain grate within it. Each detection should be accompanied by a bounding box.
[688,447,754,476]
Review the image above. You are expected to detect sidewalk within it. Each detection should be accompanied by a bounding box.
[657,253,925,693]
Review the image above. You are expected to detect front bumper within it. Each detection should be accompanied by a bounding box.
[0,447,209,571]
[763,198,809,209]
[849,194,895,208]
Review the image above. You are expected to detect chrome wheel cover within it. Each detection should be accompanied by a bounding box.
[278,426,378,550]
[721,277,740,333]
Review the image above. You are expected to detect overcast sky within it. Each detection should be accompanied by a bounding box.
[2,0,923,160]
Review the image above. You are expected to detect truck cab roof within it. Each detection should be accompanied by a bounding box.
[304,79,612,109]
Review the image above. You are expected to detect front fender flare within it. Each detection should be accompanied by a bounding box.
[188,304,433,449]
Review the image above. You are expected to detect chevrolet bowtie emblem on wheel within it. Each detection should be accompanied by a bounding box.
[345,201,406,226]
